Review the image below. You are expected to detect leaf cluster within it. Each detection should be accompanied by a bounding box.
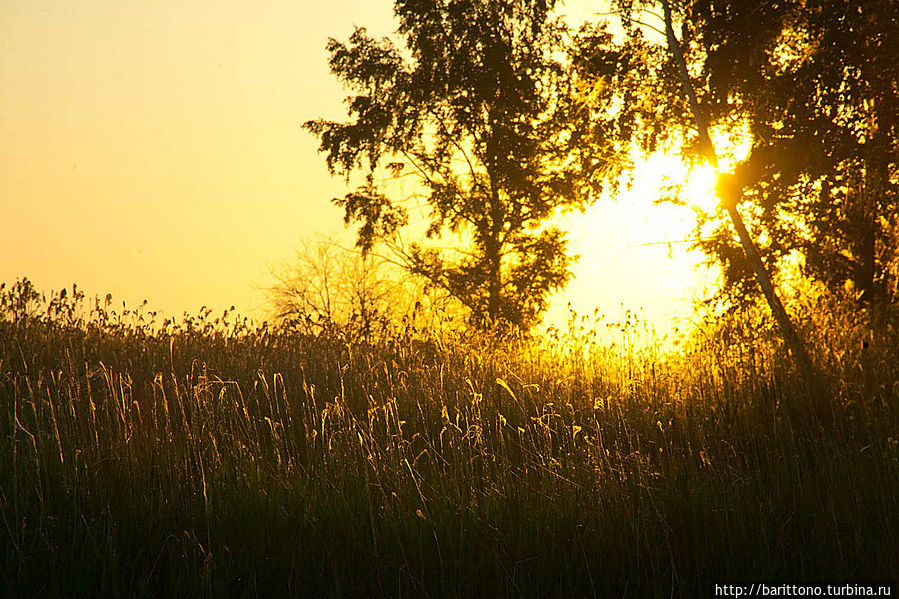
[668,0,899,305]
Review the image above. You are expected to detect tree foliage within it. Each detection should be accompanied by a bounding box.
[612,0,899,307]
[306,0,623,328]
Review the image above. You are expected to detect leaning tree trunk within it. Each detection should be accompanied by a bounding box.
[661,0,815,378]
[857,131,889,307]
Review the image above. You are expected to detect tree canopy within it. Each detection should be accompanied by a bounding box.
[613,0,899,308]
[306,0,622,329]
[307,0,899,332]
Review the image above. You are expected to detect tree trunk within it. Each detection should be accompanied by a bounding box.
[486,183,504,324]
[858,133,888,306]
[661,0,814,377]
[485,235,502,322]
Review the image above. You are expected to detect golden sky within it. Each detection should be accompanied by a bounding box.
[1,0,716,337]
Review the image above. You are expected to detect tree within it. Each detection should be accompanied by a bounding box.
[270,238,388,334]
[305,0,619,329]
[667,0,816,372]
[270,237,467,338]
[588,0,812,372]
[615,0,899,309]
[269,237,440,336]
[702,0,898,308]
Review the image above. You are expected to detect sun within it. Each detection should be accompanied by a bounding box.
[546,128,753,343]
[683,163,720,214]
[647,124,754,220]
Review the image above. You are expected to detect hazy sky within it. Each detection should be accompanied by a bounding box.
[1,0,714,335]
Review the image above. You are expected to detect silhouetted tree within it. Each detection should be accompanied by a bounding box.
[614,0,899,307]
[571,1,813,372]
[269,237,457,337]
[706,0,898,307]
[269,238,394,335]
[305,0,620,329]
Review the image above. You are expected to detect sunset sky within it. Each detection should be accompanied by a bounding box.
[1,0,718,336]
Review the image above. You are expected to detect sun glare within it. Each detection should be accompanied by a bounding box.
[669,123,755,217]
[548,128,753,344]
[683,163,720,214]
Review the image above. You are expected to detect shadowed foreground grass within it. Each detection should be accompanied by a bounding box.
[1,280,897,597]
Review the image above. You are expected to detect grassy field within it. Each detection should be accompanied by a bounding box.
[1,279,897,597]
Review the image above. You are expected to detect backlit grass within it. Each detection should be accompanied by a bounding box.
[1,278,897,597]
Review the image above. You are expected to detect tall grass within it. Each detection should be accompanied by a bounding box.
[1,278,897,597]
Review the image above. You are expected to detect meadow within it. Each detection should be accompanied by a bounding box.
[1,278,897,597]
